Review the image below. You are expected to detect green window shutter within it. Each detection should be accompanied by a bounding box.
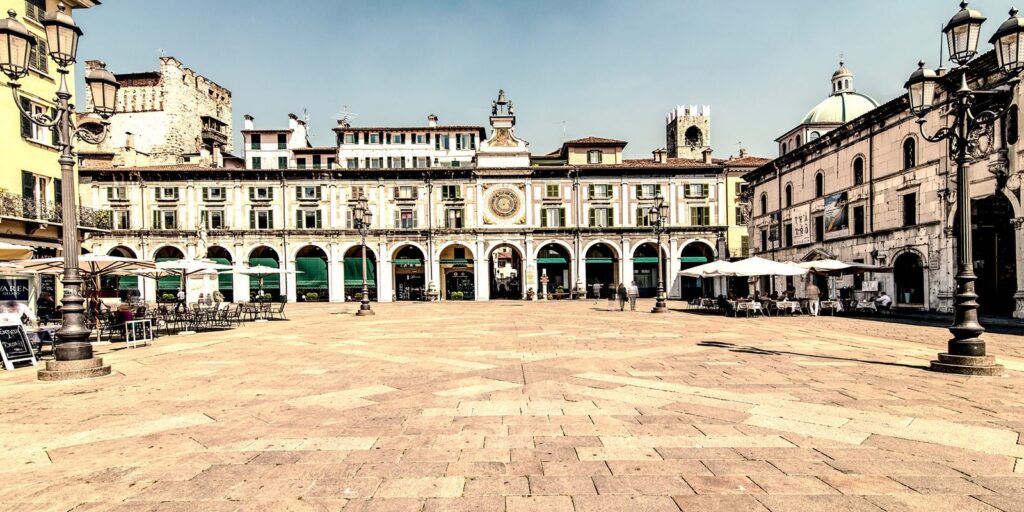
[20,97,32,139]
[107,187,114,200]
[249,210,255,229]
[201,187,208,201]
[153,211,160,229]
[541,209,548,228]
[393,209,400,228]
[200,210,208,228]
[295,187,301,200]
[588,184,594,199]
[295,210,301,229]
[413,210,418,227]
[636,207,643,226]
[401,157,406,168]
[54,178,61,206]
[607,183,614,197]
[268,210,274,229]
[559,208,566,227]
[607,208,614,226]
[21,171,34,201]
[656,184,663,197]
[248,188,255,200]
[588,208,596,227]
[635,184,642,198]
[470,133,476,149]
[316,210,322,228]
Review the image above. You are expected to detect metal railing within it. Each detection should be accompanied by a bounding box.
[0,190,112,230]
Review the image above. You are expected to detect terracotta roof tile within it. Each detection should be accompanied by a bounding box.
[726,156,773,167]
[564,136,627,145]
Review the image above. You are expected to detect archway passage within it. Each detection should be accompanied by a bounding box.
[344,245,377,301]
[102,246,140,300]
[537,243,571,297]
[585,243,618,298]
[393,245,425,301]
[206,246,234,302]
[632,243,667,298]
[489,245,523,299]
[154,246,185,297]
[440,244,474,300]
[973,194,1017,316]
[249,246,281,302]
[893,252,925,308]
[679,242,714,300]
[296,245,329,302]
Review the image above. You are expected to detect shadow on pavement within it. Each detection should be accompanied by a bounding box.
[697,340,930,371]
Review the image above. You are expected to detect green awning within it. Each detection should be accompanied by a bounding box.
[156,257,182,290]
[585,258,614,264]
[537,257,568,264]
[632,257,659,263]
[296,257,328,288]
[210,258,233,290]
[118,275,139,290]
[393,258,423,266]
[344,257,376,286]
[249,258,279,289]
[680,256,708,263]
[440,258,470,265]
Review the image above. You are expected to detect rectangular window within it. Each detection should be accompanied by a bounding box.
[367,133,380,144]
[685,183,709,198]
[343,133,357,144]
[250,209,274,230]
[107,187,128,201]
[156,187,179,200]
[902,193,917,227]
[152,210,177,230]
[414,156,430,168]
[735,206,746,225]
[740,235,749,257]
[761,229,768,252]
[296,209,322,229]
[636,207,652,227]
[251,134,261,149]
[441,185,461,199]
[391,134,403,144]
[587,150,602,164]
[113,210,131,230]
[395,185,418,200]
[25,0,45,21]
[853,205,865,235]
[368,157,383,169]
[20,98,52,144]
[455,133,475,150]
[202,187,226,201]
[249,187,272,201]
[545,184,560,199]
[296,158,306,169]
[201,209,225,229]
[350,186,365,199]
[415,134,426,144]
[690,206,710,226]
[435,134,450,150]
[297,186,320,200]
[541,207,565,228]
[347,158,358,169]
[590,207,613,227]
[637,183,662,199]
[396,208,417,229]
[588,184,612,199]
[277,133,287,149]
[784,223,793,247]
[27,36,48,74]
[312,155,322,169]
[814,215,824,242]
[278,156,288,169]
[327,158,335,169]
[445,208,464,228]
[251,156,262,169]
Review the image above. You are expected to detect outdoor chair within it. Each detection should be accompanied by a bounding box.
[269,302,287,320]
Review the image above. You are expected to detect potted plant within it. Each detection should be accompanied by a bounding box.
[305,292,319,302]
[160,293,174,303]
[555,286,565,299]
[450,291,464,300]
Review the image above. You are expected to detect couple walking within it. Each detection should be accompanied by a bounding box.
[613,281,640,311]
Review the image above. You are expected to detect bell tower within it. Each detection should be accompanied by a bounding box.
[666,105,711,160]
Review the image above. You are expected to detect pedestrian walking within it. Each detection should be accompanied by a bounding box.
[805,281,821,316]
[592,281,602,301]
[617,282,628,311]
[175,289,186,313]
[627,281,640,311]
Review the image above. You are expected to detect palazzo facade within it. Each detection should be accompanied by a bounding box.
[80,92,763,303]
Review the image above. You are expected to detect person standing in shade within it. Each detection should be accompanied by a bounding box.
[176,289,186,313]
[592,281,602,301]
[627,281,640,311]
[805,281,821,316]
[617,282,628,311]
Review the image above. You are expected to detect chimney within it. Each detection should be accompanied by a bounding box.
[199,146,211,165]
[739,147,748,158]
[124,131,135,151]
[288,113,299,130]
[702,147,713,164]
[427,114,438,128]
[243,114,254,130]
[652,148,667,164]
[213,144,223,168]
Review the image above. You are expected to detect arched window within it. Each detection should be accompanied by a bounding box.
[760,193,767,215]
[809,131,820,141]
[814,172,824,198]
[796,135,802,147]
[784,183,793,207]
[853,157,865,185]
[781,143,788,155]
[684,126,703,147]
[902,138,916,170]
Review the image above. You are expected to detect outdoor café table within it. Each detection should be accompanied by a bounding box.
[855,300,878,313]
[774,300,801,315]
[820,300,841,316]
[700,298,716,310]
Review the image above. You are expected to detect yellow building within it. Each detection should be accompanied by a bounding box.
[722,151,771,260]
[0,0,99,300]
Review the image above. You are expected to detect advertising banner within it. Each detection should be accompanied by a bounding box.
[792,204,812,245]
[824,192,849,234]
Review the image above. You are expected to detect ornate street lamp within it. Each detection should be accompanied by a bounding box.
[647,194,669,313]
[1,5,119,363]
[352,195,375,316]
[906,5,1024,376]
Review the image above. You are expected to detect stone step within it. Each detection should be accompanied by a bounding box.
[38,363,112,382]
[44,358,105,371]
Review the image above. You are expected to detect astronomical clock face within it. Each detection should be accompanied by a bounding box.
[489,188,521,219]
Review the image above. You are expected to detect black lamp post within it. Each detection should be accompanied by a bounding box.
[905,3,1024,375]
[647,194,670,313]
[352,195,375,316]
[0,5,119,361]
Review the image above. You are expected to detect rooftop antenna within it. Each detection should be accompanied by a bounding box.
[302,107,313,139]
[157,48,166,57]
[337,104,358,127]
[561,120,567,143]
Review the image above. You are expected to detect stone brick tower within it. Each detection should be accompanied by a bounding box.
[666,105,711,160]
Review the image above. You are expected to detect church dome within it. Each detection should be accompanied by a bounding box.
[802,61,879,125]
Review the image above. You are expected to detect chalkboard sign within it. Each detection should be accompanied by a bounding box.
[125,319,153,349]
[0,324,37,371]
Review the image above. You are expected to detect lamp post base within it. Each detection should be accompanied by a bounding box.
[38,357,111,381]
[929,353,1004,376]
[651,305,668,314]
[356,307,375,316]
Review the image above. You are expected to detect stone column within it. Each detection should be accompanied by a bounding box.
[377,239,393,302]
[328,242,344,302]
[668,238,681,299]
[232,242,249,302]
[284,257,298,303]
[621,238,633,288]
[475,238,488,301]
[525,236,536,299]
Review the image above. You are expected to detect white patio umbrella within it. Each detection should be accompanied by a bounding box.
[0,242,34,261]
[729,256,808,277]
[796,259,893,275]
[678,259,739,277]
[16,254,155,276]
[156,259,235,297]
[235,265,300,299]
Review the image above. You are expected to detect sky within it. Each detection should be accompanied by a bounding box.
[71,0,1016,160]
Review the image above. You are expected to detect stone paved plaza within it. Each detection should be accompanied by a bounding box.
[2,300,1024,512]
